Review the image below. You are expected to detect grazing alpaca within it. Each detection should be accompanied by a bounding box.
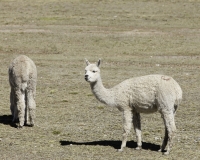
[84,59,182,155]
[9,55,37,128]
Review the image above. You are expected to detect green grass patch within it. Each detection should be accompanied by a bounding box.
[97,106,105,110]
[52,130,61,135]
[69,92,79,95]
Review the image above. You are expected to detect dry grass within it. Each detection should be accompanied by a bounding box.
[0,0,200,159]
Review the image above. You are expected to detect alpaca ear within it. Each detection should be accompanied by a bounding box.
[85,58,90,66]
[97,59,101,68]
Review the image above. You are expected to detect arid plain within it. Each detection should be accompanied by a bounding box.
[0,0,200,159]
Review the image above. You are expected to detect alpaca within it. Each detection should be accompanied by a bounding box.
[84,59,182,155]
[9,55,37,128]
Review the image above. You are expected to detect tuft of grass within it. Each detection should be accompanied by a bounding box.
[39,17,60,21]
[97,106,104,110]
[69,92,79,95]
[143,132,150,136]
[52,130,61,135]
[62,99,68,102]
[50,90,56,94]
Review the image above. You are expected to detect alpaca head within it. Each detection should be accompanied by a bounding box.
[85,59,101,83]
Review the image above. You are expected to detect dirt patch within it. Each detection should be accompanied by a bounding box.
[0,0,200,159]
[0,25,51,33]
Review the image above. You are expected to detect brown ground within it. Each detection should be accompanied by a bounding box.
[0,0,200,159]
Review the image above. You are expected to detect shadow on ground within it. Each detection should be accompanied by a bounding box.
[0,115,17,128]
[60,140,160,151]
[0,115,40,128]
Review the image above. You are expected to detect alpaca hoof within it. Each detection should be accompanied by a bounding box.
[30,123,34,127]
[158,149,162,152]
[158,149,165,153]
[163,151,170,155]
[17,125,23,129]
[159,148,170,155]
[117,149,123,152]
[135,146,142,150]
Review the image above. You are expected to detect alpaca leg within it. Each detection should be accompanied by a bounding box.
[25,90,29,125]
[13,91,18,122]
[27,90,36,127]
[16,90,25,128]
[11,89,19,122]
[118,110,132,152]
[10,88,16,121]
[159,126,168,152]
[10,88,14,116]
[133,112,142,150]
[161,112,176,155]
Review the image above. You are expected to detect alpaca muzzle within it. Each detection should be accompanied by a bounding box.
[85,75,89,81]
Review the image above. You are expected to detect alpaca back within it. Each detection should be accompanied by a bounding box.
[111,74,182,113]
[9,55,37,91]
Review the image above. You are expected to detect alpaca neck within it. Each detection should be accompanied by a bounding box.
[90,77,115,106]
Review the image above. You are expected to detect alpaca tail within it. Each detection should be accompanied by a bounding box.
[174,104,178,115]
[174,97,182,115]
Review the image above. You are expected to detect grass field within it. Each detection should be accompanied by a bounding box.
[0,0,200,159]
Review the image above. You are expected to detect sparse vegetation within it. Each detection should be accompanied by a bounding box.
[52,130,61,135]
[0,0,200,159]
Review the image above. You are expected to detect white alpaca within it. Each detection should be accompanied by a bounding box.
[84,59,182,155]
[9,55,37,128]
